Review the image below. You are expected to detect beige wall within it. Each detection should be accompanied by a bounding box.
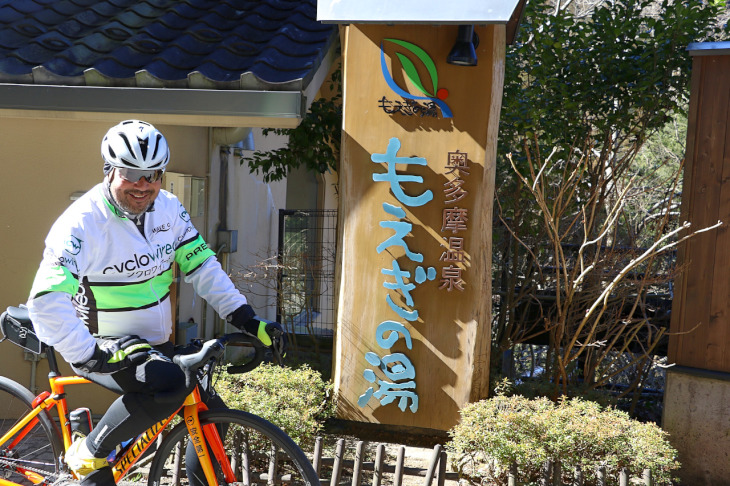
[0,117,209,411]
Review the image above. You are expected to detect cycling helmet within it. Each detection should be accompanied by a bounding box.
[101,120,170,174]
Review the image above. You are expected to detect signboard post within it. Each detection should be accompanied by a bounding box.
[333,23,507,431]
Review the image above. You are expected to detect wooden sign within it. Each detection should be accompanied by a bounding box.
[334,24,505,430]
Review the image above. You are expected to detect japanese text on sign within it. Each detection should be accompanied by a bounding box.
[377,97,439,117]
[358,141,471,414]
[439,151,470,291]
[358,137,436,413]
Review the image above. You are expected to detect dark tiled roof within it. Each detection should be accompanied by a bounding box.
[0,0,336,91]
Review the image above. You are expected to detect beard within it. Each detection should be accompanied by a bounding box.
[105,171,159,218]
[109,180,157,216]
[116,189,155,215]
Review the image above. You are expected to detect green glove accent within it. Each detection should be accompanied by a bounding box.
[73,335,152,375]
[108,342,152,364]
[256,320,273,347]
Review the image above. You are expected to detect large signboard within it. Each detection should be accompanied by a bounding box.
[334,24,505,430]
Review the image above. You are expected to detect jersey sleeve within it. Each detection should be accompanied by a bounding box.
[27,219,97,364]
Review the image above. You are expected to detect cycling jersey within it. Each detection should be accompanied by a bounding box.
[27,182,247,364]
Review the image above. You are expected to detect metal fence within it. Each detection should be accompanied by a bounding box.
[276,209,338,338]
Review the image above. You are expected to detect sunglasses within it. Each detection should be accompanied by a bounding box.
[116,168,164,184]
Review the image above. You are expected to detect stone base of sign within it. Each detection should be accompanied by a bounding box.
[663,368,730,485]
[325,418,449,448]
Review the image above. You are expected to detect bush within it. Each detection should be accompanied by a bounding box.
[446,395,678,485]
[216,363,335,450]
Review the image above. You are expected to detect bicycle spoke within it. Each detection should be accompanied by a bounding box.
[0,378,62,486]
[148,410,319,486]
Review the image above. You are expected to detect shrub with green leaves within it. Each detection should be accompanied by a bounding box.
[216,363,334,450]
[446,396,679,485]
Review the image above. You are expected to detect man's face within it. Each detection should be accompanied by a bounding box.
[109,168,162,216]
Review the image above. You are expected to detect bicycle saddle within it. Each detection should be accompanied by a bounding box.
[1,305,46,354]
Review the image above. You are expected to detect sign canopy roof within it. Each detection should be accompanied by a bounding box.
[317,0,522,24]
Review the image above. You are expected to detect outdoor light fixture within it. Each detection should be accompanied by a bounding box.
[447,25,478,66]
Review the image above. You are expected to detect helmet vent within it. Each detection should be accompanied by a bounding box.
[119,133,135,159]
[138,137,149,159]
[150,134,162,160]
[120,158,139,168]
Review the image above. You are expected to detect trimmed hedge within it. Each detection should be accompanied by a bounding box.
[216,363,334,450]
[446,395,678,485]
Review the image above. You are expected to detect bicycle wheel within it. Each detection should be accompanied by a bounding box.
[0,376,63,486]
[148,409,320,486]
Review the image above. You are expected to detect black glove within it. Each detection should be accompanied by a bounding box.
[227,304,256,331]
[227,305,287,357]
[73,335,152,374]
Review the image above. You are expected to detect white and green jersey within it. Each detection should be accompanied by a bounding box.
[27,183,247,364]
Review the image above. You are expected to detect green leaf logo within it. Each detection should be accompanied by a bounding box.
[380,38,452,118]
[385,38,439,97]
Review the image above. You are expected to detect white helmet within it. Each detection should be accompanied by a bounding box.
[101,120,170,173]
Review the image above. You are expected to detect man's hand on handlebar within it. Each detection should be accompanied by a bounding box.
[228,305,287,358]
[262,321,287,359]
[247,320,287,358]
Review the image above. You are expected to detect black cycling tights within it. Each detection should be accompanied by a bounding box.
[73,341,226,486]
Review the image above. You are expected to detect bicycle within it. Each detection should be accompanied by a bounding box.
[0,305,320,486]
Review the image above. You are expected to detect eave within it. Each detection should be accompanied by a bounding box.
[0,83,305,128]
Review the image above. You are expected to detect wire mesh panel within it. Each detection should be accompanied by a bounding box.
[277,209,338,338]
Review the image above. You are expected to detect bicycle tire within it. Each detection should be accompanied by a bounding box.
[148,409,320,486]
[0,376,64,486]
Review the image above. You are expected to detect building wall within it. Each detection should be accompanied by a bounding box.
[664,46,730,485]
[668,53,730,372]
[203,130,288,342]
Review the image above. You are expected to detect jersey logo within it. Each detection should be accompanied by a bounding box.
[64,235,83,255]
[152,223,171,235]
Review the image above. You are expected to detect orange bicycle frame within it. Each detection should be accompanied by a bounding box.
[0,375,233,486]
[0,376,91,486]
[0,395,58,486]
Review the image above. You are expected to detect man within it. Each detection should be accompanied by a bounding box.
[27,119,283,486]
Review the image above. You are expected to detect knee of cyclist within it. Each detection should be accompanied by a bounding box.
[154,385,190,406]
[135,358,186,390]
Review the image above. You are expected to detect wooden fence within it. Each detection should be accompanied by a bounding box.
[309,437,659,486]
[311,438,455,486]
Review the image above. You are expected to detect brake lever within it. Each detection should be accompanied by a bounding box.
[270,334,285,366]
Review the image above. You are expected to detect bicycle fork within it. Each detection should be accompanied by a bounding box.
[110,386,234,486]
[178,388,236,486]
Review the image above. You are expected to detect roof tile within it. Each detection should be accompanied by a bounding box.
[90,57,136,78]
[9,1,46,15]
[0,7,24,25]
[0,56,34,76]
[0,0,335,91]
